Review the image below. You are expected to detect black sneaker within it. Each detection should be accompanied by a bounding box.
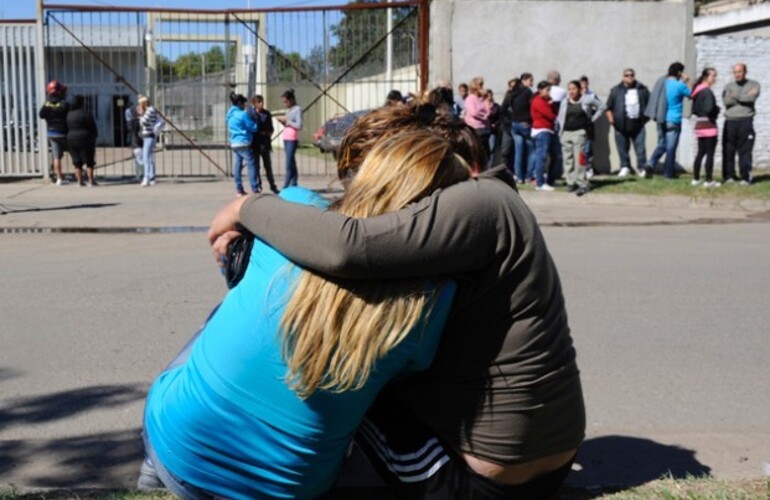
[576,186,589,197]
[643,166,653,179]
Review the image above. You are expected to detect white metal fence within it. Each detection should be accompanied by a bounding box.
[0,22,40,177]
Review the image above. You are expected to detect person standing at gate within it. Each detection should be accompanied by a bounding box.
[66,95,99,187]
[39,80,70,186]
[248,94,280,194]
[227,92,259,196]
[276,89,302,188]
[138,96,159,187]
[722,63,761,185]
[125,100,144,181]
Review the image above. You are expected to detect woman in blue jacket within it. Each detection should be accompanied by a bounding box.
[140,130,469,499]
[227,93,260,196]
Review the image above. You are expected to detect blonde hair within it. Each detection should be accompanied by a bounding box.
[280,131,472,398]
[469,77,484,95]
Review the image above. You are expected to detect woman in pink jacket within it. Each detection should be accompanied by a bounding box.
[464,77,492,170]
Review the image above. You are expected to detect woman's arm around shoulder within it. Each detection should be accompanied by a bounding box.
[211,177,509,279]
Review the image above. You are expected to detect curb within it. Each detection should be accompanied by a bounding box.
[519,191,770,213]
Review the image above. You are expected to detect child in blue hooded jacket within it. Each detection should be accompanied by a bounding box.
[227,93,260,195]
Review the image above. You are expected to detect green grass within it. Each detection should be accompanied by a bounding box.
[562,475,770,499]
[2,478,768,499]
[518,171,770,200]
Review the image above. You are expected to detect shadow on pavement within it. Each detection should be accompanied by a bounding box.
[0,384,145,431]
[0,384,147,488]
[564,435,711,496]
[0,203,119,216]
[0,428,144,489]
[586,177,635,191]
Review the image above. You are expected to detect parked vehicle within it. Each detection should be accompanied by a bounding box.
[313,109,371,157]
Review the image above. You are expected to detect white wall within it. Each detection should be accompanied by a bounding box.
[431,0,695,172]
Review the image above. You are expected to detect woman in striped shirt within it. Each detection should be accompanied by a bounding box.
[138,95,159,187]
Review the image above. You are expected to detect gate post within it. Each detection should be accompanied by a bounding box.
[36,0,49,181]
[418,0,429,93]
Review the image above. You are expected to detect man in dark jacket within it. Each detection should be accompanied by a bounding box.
[248,95,279,194]
[39,80,70,185]
[498,78,519,171]
[606,68,650,178]
[125,103,144,181]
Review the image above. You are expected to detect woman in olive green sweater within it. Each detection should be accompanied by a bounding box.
[208,105,584,499]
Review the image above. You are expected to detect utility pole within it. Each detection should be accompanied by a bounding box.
[386,0,393,85]
[35,0,49,181]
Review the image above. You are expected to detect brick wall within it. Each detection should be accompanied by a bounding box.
[686,35,769,169]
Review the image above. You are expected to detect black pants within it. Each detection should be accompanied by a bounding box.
[251,142,277,190]
[693,136,717,182]
[351,389,573,500]
[67,136,96,168]
[474,129,491,168]
[499,124,515,171]
[722,118,754,182]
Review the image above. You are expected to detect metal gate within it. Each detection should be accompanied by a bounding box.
[34,2,425,181]
[0,21,40,177]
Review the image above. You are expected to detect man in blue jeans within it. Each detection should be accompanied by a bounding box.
[644,62,692,178]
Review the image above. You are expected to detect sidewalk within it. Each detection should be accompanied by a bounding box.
[1,176,768,231]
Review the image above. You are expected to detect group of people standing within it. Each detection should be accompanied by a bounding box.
[451,61,760,194]
[226,89,302,196]
[607,61,760,186]
[454,71,605,194]
[39,79,99,187]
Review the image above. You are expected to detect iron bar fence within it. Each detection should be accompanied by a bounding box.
[0,2,426,181]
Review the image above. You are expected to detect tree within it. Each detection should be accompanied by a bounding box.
[328,0,418,81]
[268,49,313,83]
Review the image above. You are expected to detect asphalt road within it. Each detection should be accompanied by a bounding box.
[1,221,769,490]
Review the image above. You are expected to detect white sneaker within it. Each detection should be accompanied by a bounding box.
[141,178,150,187]
[618,167,631,178]
[740,180,751,186]
[536,184,555,192]
[586,168,595,180]
[55,178,69,186]
[691,179,702,187]
[704,181,721,188]
[149,179,156,186]
[637,168,646,177]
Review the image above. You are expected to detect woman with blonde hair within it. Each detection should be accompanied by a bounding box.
[139,130,469,498]
[210,97,584,498]
[464,76,492,166]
